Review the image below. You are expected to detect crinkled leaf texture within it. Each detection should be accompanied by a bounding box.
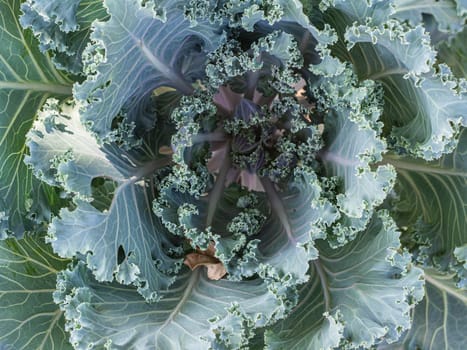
[27,100,181,302]
[266,211,424,349]
[0,0,72,238]
[392,0,466,33]
[1,0,465,349]
[75,0,223,139]
[324,1,467,160]
[156,165,338,286]
[317,66,396,244]
[379,269,467,350]
[388,128,467,270]
[0,236,71,349]
[55,262,286,350]
[20,0,109,74]
[345,22,466,160]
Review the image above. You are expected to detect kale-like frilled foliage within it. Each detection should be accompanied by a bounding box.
[0,0,72,239]
[0,0,465,349]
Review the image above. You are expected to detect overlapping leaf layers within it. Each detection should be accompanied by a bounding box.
[0,0,466,349]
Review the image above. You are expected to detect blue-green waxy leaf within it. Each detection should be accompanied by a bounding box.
[327,0,395,26]
[0,236,71,350]
[266,211,425,349]
[436,26,467,78]
[387,128,467,270]
[345,21,467,160]
[50,185,180,302]
[155,166,338,286]
[27,99,180,302]
[55,262,287,350]
[392,0,466,34]
[322,106,395,219]
[26,99,127,198]
[75,0,223,139]
[2,0,467,348]
[380,269,467,350]
[0,0,72,238]
[20,0,109,74]
[257,166,338,283]
[318,68,396,244]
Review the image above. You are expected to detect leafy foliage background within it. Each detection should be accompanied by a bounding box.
[0,0,465,349]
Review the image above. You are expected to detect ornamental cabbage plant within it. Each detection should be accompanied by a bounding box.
[0,0,466,349]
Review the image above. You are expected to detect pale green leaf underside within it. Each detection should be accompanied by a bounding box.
[27,98,179,302]
[0,236,70,350]
[26,100,125,198]
[323,107,395,219]
[0,0,72,237]
[257,167,337,282]
[330,0,395,25]
[321,91,396,245]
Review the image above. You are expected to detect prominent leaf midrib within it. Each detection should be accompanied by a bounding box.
[261,177,296,244]
[35,309,63,350]
[394,2,453,13]
[206,146,231,228]
[0,81,72,95]
[125,13,194,95]
[0,247,61,274]
[0,289,56,294]
[156,270,200,336]
[313,260,330,311]
[424,269,467,303]
[4,0,68,85]
[383,156,466,177]
[367,67,408,80]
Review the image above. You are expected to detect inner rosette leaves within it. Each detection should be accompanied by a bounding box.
[152,23,391,290]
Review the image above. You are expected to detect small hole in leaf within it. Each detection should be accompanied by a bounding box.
[90,177,118,212]
[117,245,126,264]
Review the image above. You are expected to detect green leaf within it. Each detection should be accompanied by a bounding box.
[265,211,424,349]
[20,0,109,74]
[386,128,467,270]
[26,99,181,302]
[0,236,71,349]
[75,0,223,139]
[55,262,287,350]
[0,0,72,238]
[392,0,466,33]
[256,167,338,282]
[50,186,181,302]
[345,21,467,160]
[436,26,467,78]
[317,67,396,245]
[156,166,338,287]
[327,0,394,26]
[380,269,467,350]
[26,99,126,198]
